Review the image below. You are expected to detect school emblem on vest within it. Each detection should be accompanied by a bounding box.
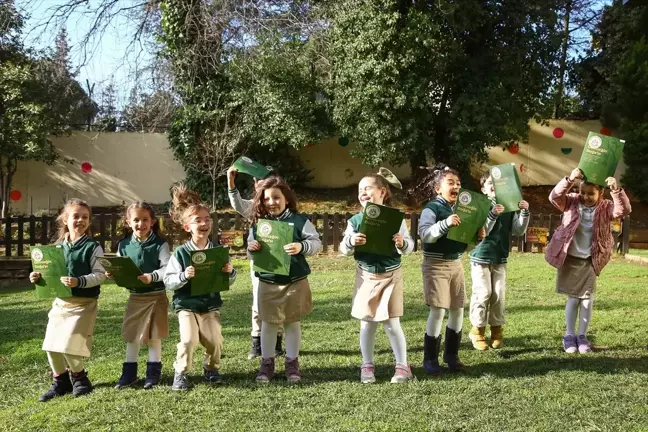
[366,204,381,219]
[459,192,472,206]
[491,167,502,180]
[192,252,207,264]
[31,249,43,262]
[98,258,112,268]
[589,136,602,149]
[259,222,272,236]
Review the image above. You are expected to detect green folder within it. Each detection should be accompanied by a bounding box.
[232,156,271,179]
[578,132,625,187]
[447,189,492,245]
[253,219,294,276]
[189,247,231,296]
[30,245,72,299]
[356,203,405,257]
[491,163,523,213]
[98,256,145,289]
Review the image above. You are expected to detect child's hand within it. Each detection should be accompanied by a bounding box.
[493,204,505,215]
[248,240,261,252]
[352,233,367,246]
[446,214,461,227]
[184,266,195,279]
[477,228,486,240]
[29,272,41,283]
[137,273,153,284]
[393,233,404,249]
[518,200,529,210]
[227,167,238,189]
[569,168,583,182]
[105,272,114,279]
[221,262,233,273]
[60,277,79,288]
[284,242,303,256]
[606,177,618,191]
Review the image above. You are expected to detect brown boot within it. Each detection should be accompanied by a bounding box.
[469,327,489,351]
[285,357,301,383]
[256,357,275,383]
[490,326,504,349]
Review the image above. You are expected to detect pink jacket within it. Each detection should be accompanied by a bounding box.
[544,177,631,276]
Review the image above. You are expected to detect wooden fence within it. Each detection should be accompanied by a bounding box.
[0,212,632,258]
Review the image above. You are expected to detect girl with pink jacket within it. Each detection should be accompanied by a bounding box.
[545,168,631,354]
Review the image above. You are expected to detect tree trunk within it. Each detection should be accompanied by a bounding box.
[432,86,451,165]
[408,148,428,185]
[1,157,17,218]
[554,1,572,119]
[211,176,217,211]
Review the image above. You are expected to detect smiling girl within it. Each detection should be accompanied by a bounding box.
[247,176,321,383]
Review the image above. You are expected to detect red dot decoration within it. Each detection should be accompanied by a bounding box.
[600,127,611,136]
[81,162,93,174]
[9,190,22,201]
[553,128,564,138]
[509,143,520,154]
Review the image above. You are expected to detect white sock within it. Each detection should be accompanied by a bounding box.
[426,306,446,337]
[447,308,464,332]
[260,322,279,359]
[148,339,162,362]
[125,342,140,363]
[359,320,378,364]
[565,296,580,336]
[384,318,407,365]
[284,322,302,359]
[578,295,594,336]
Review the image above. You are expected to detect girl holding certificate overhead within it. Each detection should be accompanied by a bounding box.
[108,202,170,390]
[164,184,237,391]
[247,176,321,383]
[29,199,106,402]
[545,168,631,354]
[339,169,414,384]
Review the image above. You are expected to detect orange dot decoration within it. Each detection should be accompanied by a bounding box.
[600,127,611,136]
[553,128,564,138]
[81,162,93,174]
[509,143,520,154]
[9,190,22,201]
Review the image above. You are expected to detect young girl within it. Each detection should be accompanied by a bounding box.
[247,175,321,383]
[29,199,106,402]
[468,172,530,351]
[417,164,471,375]
[227,166,283,359]
[164,184,237,391]
[339,169,414,383]
[110,202,170,390]
[545,168,631,354]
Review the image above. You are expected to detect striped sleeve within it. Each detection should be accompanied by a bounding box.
[300,220,322,256]
[418,208,450,244]
[397,220,414,255]
[78,245,106,288]
[151,242,171,283]
[163,255,188,291]
[339,221,356,256]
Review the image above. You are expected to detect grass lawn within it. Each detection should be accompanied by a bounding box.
[1,253,648,431]
[628,249,648,259]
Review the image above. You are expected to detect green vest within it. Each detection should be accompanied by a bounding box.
[118,233,167,293]
[253,211,312,285]
[348,212,401,273]
[171,241,224,313]
[422,198,466,260]
[62,235,101,298]
[470,210,514,265]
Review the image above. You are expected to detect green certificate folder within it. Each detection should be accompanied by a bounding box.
[98,256,145,289]
[253,219,294,276]
[189,247,231,296]
[232,156,271,179]
[578,132,625,187]
[30,245,71,299]
[447,189,492,245]
[491,163,523,213]
[356,203,405,257]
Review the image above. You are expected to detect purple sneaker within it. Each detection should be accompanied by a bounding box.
[577,334,592,353]
[562,335,578,354]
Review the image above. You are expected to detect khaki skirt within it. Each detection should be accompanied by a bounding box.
[42,297,98,357]
[122,291,170,344]
[352,266,404,322]
[422,258,466,309]
[556,255,596,299]
[258,278,313,324]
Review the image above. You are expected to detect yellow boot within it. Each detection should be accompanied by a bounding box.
[468,327,489,351]
[490,326,504,349]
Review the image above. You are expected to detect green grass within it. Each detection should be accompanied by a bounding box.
[1,254,648,431]
[628,249,648,258]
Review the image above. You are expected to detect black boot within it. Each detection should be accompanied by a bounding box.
[39,370,73,402]
[115,362,138,389]
[71,370,93,397]
[423,333,444,375]
[442,327,465,372]
[143,362,162,390]
[275,334,284,357]
[248,336,261,360]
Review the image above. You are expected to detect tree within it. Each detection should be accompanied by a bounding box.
[121,89,176,132]
[96,82,118,131]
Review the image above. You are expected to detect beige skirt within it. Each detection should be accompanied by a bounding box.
[122,291,170,343]
[258,278,313,324]
[422,258,466,309]
[556,255,596,299]
[42,297,98,357]
[352,266,404,322]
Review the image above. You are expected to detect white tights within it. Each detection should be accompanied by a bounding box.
[426,306,464,337]
[359,318,408,365]
[261,321,301,359]
[565,295,594,336]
